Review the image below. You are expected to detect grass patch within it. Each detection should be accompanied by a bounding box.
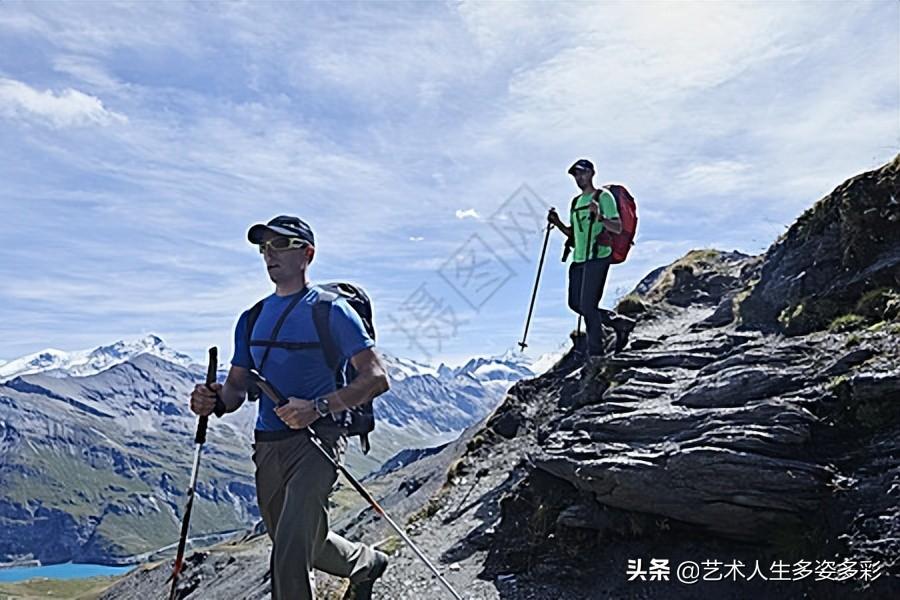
[828,314,866,333]
[615,293,646,316]
[445,458,468,485]
[855,287,900,320]
[406,497,443,526]
[0,575,118,600]
[374,535,404,556]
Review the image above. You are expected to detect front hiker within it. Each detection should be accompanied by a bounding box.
[548,159,635,359]
[188,215,390,600]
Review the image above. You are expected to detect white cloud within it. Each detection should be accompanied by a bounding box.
[0,0,896,366]
[455,208,480,220]
[675,160,754,196]
[0,78,126,128]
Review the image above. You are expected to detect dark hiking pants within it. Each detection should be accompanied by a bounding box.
[568,256,615,356]
[253,430,380,599]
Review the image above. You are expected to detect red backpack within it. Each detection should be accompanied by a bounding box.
[598,184,637,263]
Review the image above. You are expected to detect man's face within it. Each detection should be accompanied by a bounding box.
[572,168,593,188]
[258,231,312,283]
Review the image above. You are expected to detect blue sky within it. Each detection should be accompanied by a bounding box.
[0,1,897,367]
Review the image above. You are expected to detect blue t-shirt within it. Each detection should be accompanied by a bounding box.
[231,286,375,432]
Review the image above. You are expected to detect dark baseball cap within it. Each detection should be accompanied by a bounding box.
[247,215,315,246]
[568,159,594,175]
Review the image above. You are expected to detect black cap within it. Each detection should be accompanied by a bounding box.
[568,159,594,175]
[247,215,315,246]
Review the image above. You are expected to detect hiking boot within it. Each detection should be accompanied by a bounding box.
[343,550,389,600]
[580,354,606,382]
[611,316,636,352]
[571,355,608,406]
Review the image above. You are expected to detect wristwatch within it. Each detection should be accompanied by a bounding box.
[313,396,331,418]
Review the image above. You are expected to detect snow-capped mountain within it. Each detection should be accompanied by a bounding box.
[379,352,441,381]
[0,335,196,382]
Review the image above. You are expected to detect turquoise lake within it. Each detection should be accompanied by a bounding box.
[0,563,135,583]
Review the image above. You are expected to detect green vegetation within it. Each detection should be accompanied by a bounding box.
[406,497,443,526]
[3,433,255,558]
[638,248,742,305]
[828,314,866,333]
[374,535,404,556]
[730,284,757,325]
[328,480,384,520]
[856,287,900,321]
[465,434,486,453]
[615,293,646,316]
[0,576,117,600]
[785,287,900,335]
[445,458,467,484]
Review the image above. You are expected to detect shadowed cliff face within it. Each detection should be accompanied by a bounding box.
[739,155,900,335]
[102,158,899,600]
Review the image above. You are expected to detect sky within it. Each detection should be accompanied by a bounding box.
[0,0,897,368]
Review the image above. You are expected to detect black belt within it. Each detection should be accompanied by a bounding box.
[254,423,344,443]
[254,428,304,442]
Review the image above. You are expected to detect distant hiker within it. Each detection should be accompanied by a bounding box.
[189,215,390,600]
[547,159,636,358]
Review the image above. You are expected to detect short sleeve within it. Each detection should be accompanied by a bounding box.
[329,298,375,361]
[599,189,619,220]
[231,310,253,369]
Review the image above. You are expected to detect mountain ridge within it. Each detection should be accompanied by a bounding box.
[0,337,546,566]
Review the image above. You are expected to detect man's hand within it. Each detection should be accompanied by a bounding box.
[190,382,222,417]
[275,398,319,429]
[547,207,563,228]
[588,199,600,219]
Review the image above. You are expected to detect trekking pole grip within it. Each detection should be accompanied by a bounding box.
[195,347,218,445]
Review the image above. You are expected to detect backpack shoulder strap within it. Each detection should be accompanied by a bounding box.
[312,291,340,372]
[245,299,265,370]
[248,290,308,371]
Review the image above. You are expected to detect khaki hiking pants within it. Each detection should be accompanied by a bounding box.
[253,430,380,599]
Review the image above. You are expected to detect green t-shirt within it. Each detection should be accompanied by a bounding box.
[570,188,619,262]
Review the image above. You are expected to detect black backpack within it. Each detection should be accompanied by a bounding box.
[245,282,377,454]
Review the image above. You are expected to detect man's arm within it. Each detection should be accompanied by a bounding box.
[601,216,623,234]
[589,191,623,234]
[273,348,389,429]
[220,365,249,413]
[327,348,390,412]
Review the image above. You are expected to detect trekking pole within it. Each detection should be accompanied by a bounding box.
[518,222,553,351]
[248,370,465,600]
[168,347,218,600]
[576,207,598,344]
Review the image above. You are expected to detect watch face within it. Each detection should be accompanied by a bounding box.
[316,397,329,417]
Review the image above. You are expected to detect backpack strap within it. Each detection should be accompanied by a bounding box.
[246,288,310,372]
[595,187,619,251]
[562,195,581,262]
[590,189,606,259]
[245,299,265,371]
[312,291,340,373]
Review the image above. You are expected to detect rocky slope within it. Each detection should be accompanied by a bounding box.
[102,156,899,599]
